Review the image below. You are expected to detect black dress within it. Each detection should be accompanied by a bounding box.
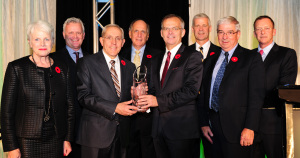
[17,63,64,158]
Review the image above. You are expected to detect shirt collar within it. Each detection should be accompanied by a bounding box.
[196,40,211,50]
[132,45,146,53]
[102,49,120,66]
[166,42,182,55]
[258,41,274,55]
[66,45,82,55]
[221,43,238,60]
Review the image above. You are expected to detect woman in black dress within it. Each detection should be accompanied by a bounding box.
[1,20,74,158]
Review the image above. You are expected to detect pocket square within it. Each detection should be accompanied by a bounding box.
[172,67,178,70]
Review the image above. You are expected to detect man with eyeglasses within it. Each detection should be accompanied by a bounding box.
[252,15,298,158]
[137,14,203,158]
[198,16,265,158]
[188,13,221,158]
[119,19,161,158]
[76,24,138,158]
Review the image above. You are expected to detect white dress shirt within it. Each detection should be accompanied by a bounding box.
[196,41,211,59]
[160,43,182,80]
[258,41,274,61]
[102,50,121,90]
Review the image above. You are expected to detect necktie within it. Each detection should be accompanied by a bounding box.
[161,51,171,87]
[211,52,229,112]
[133,50,141,68]
[110,60,121,98]
[74,52,79,63]
[199,47,204,56]
[199,47,204,61]
[133,50,141,76]
[259,50,264,56]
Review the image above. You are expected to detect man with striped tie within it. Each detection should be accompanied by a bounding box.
[189,13,221,158]
[76,24,138,158]
[189,13,221,62]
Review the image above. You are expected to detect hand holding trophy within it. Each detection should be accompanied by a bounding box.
[132,65,148,112]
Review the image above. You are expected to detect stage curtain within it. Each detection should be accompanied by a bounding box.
[189,0,300,84]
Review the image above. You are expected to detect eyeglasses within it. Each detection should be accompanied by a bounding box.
[217,30,238,36]
[255,27,271,32]
[162,27,183,31]
[103,36,123,42]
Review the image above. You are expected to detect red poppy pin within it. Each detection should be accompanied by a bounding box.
[231,57,238,62]
[55,67,61,73]
[175,54,181,59]
[210,52,215,56]
[147,55,152,58]
[121,60,126,66]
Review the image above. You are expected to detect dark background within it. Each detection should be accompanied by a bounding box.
[56,0,189,53]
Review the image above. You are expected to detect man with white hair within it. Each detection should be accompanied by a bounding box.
[198,16,265,158]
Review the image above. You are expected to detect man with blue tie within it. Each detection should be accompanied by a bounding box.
[198,16,265,158]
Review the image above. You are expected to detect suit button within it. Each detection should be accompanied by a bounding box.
[52,91,56,95]
[54,110,57,113]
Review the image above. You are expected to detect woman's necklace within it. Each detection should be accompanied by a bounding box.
[32,55,52,122]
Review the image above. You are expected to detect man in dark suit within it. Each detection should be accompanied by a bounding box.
[119,19,160,158]
[199,16,265,158]
[252,15,298,158]
[76,24,138,158]
[189,13,221,158]
[51,17,88,158]
[189,13,220,61]
[138,14,203,158]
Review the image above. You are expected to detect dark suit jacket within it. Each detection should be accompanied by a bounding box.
[51,47,89,136]
[1,56,74,151]
[76,51,135,148]
[150,44,203,140]
[119,46,162,93]
[199,45,265,143]
[252,43,298,134]
[188,42,221,61]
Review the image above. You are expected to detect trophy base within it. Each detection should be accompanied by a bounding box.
[137,108,147,112]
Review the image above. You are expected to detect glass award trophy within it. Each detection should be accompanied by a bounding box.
[132,65,147,112]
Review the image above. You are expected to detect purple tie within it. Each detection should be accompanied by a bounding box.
[74,52,79,63]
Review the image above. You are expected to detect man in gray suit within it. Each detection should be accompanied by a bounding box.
[76,24,138,158]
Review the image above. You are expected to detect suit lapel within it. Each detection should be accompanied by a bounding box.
[263,43,278,68]
[97,52,120,99]
[62,48,76,66]
[141,46,151,67]
[161,45,185,89]
[206,49,221,87]
[119,57,128,100]
[222,45,242,81]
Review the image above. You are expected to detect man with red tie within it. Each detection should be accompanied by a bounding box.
[138,14,203,158]
[252,15,298,158]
